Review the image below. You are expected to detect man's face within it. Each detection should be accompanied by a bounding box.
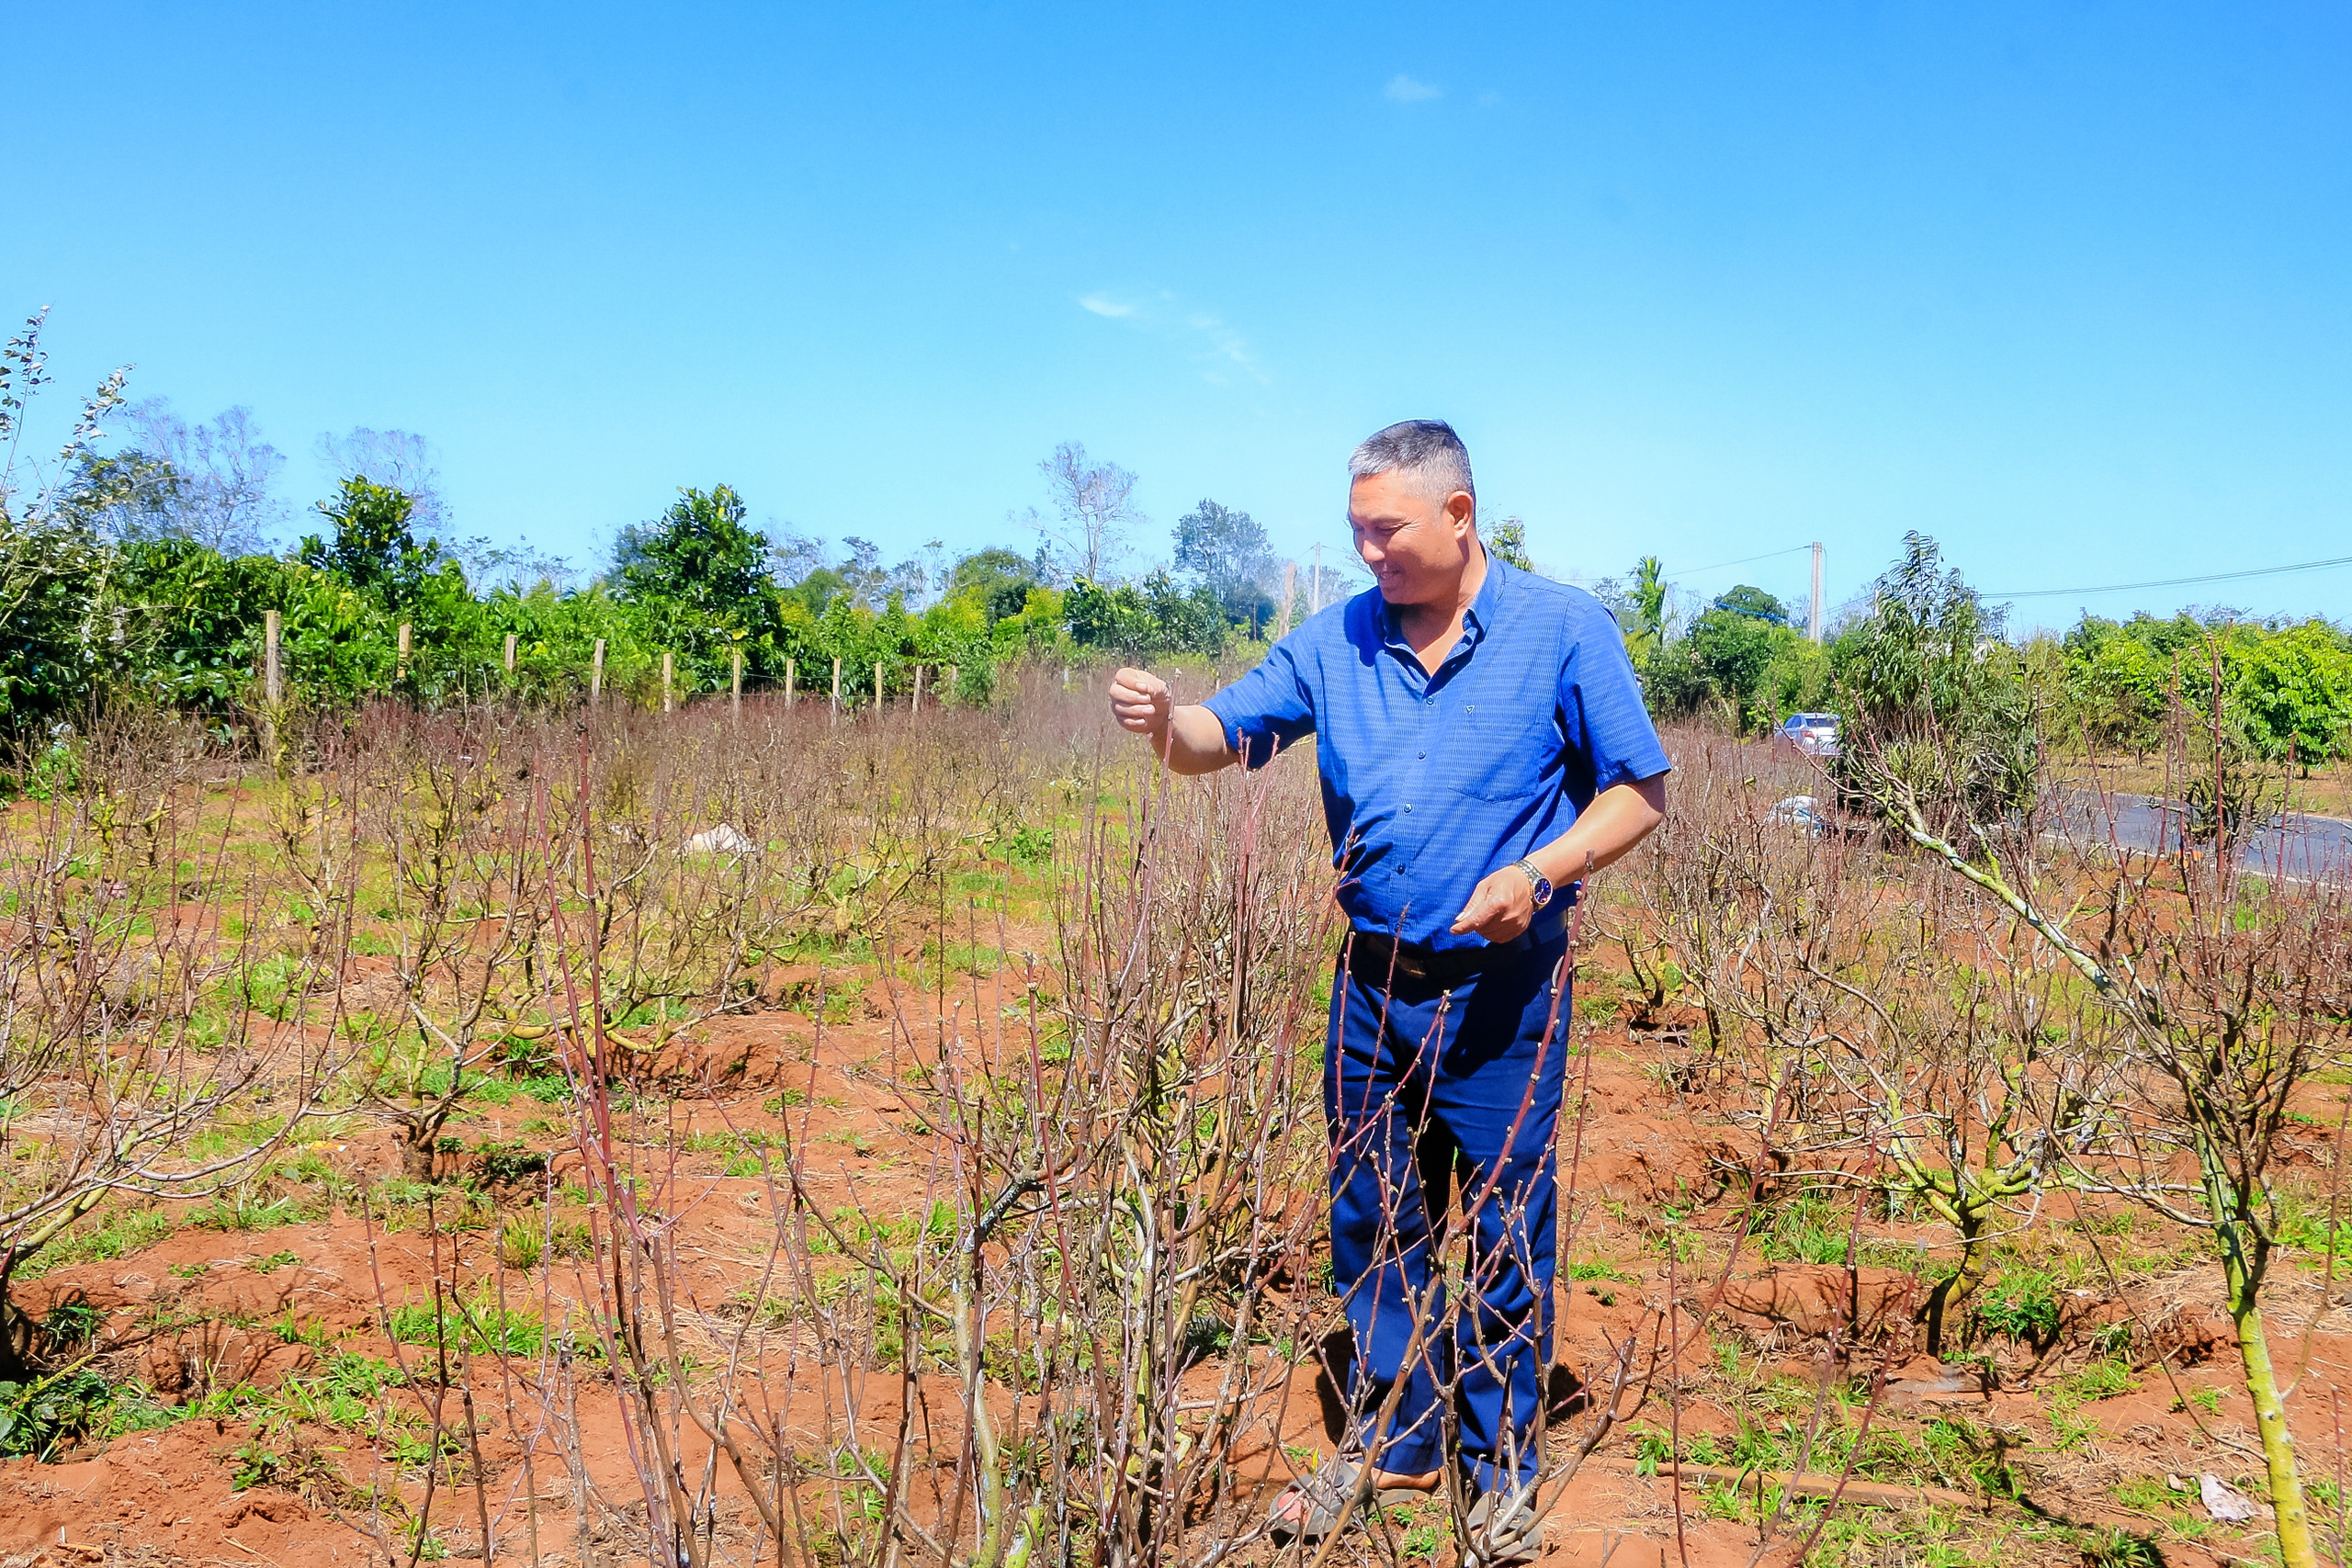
[1348,472,1476,607]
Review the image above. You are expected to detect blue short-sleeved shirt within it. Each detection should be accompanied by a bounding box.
[1202,558,1671,951]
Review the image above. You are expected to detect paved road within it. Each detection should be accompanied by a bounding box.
[2054,792,2352,882]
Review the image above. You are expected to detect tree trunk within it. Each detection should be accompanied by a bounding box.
[0,1290,34,1382]
[398,1111,448,1181]
[2226,1256,2317,1568]
[1919,1214,1989,1359]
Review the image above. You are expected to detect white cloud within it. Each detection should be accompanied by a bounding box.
[1186,312,1263,383]
[1385,73,1442,103]
[1077,288,1268,384]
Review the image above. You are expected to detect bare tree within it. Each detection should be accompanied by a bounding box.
[109,399,288,554]
[1024,441,1142,584]
[316,426,448,535]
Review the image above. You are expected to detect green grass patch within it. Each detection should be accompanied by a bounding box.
[187,1192,303,1233]
[20,1208,174,1278]
[388,1289,543,1359]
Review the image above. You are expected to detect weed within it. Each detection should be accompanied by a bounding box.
[1751,1192,1855,1265]
[1974,1269,2061,1344]
[245,1249,300,1274]
[41,1301,104,1348]
[2050,1356,2138,1410]
[389,1289,543,1359]
[230,1438,282,1490]
[496,1212,545,1271]
[2080,1528,2165,1568]
[0,1368,117,1461]
[469,1140,549,1186]
[187,1192,302,1233]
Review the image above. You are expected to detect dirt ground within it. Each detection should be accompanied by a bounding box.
[0,923,2332,1568]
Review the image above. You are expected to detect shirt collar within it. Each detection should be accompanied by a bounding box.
[1382,549,1506,649]
[1462,550,1506,642]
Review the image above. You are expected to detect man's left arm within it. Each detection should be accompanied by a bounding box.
[1448,773,1665,940]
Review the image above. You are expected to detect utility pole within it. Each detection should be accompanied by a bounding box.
[1808,542,1826,643]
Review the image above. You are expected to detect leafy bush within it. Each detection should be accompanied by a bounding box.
[0,1368,116,1461]
[1975,1269,2062,1345]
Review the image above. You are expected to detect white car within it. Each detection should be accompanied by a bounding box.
[1777,711,1840,758]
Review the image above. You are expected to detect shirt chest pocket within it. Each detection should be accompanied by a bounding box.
[1444,700,1563,804]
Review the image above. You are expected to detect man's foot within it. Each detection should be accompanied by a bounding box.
[1464,1479,1547,1567]
[1266,1459,1443,1542]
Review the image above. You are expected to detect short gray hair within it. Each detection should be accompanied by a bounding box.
[1348,419,1475,503]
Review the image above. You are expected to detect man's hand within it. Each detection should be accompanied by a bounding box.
[1109,667,1173,740]
[1450,865,1535,943]
[1106,669,1237,774]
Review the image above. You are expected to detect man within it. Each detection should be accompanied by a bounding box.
[1108,420,1668,1559]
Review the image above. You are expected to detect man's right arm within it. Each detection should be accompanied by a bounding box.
[1108,667,1238,776]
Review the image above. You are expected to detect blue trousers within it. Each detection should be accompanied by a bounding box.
[1324,932,1568,1492]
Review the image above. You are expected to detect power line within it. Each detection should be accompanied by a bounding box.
[1671,545,1812,577]
[1983,552,2352,600]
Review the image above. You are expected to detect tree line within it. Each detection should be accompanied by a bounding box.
[1610,536,2352,776]
[0,317,1311,728]
[6,311,2346,773]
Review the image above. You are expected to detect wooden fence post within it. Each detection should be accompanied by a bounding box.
[831,658,842,722]
[874,661,884,716]
[786,657,796,707]
[264,609,283,706]
[503,632,517,675]
[945,664,958,705]
[730,649,742,720]
[591,638,605,703]
[662,651,674,714]
[397,622,412,681]
[912,665,923,715]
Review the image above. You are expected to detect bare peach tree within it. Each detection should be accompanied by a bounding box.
[1856,740,2351,1568]
[0,712,339,1374]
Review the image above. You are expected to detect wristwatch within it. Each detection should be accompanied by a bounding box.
[1510,858,1555,910]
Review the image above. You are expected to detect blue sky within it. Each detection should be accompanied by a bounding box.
[12,2,2350,628]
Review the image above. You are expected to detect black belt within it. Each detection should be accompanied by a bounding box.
[1342,915,1568,989]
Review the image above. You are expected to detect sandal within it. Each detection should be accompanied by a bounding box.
[1464,1480,1547,1566]
[1266,1457,1430,1543]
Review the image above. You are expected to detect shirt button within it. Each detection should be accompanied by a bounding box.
[1417,751,1426,759]
[1403,803,1414,813]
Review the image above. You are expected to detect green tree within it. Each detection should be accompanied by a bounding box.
[1688,605,1792,732]
[1173,499,1272,624]
[949,547,1044,626]
[1713,583,1787,624]
[1831,532,2040,831]
[610,485,782,688]
[1630,557,1667,646]
[297,478,441,609]
[612,485,769,621]
[2226,621,2352,768]
[1487,516,1534,572]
